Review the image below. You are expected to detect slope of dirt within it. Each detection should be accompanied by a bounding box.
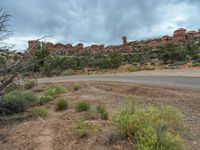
[0,81,199,150]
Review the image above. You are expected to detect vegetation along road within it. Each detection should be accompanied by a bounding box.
[38,74,200,91]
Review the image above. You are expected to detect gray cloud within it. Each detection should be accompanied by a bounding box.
[1,0,200,50]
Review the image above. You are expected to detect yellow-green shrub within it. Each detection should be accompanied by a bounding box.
[112,98,184,150]
[45,85,64,97]
[35,108,49,118]
[75,101,90,112]
[55,99,68,111]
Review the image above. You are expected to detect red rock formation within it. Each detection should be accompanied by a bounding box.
[173,28,186,42]
[27,28,200,55]
[65,44,73,49]
[46,42,54,52]
[28,40,40,52]
[122,36,127,46]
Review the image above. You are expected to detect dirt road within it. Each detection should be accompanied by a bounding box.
[38,75,200,91]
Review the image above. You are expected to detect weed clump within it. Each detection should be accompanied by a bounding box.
[96,104,108,120]
[45,85,64,97]
[55,99,68,111]
[38,95,54,105]
[73,83,81,91]
[73,120,90,137]
[75,101,90,112]
[101,111,109,120]
[192,61,200,67]
[35,108,49,118]
[112,97,184,149]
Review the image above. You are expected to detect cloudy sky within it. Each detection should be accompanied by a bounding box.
[1,0,200,50]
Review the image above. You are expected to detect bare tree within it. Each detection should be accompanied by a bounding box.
[0,8,12,49]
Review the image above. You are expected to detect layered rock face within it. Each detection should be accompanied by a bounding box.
[173,28,187,42]
[27,28,200,55]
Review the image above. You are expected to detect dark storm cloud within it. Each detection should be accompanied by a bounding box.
[1,0,200,49]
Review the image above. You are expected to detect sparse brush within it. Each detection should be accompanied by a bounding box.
[73,83,81,91]
[34,108,49,118]
[96,104,109,120]
[55,99,68,111]
[73,120,90,137]
[101,111,109,120]
[45,85,64,97]
[112,97,184,149]
[75,101,90,112]
[192,61,200,67]
[96,104,106,114]
[38,95,54,105]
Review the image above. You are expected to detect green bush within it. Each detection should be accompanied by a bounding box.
[24,80,36,89]
[137,126,182,150]
[75,101,90,112]
[112,98,184,149]
[73,120,91,137]
[73,83,81,91]
[192,61,200,67]
[4,82,18,93]
[101,111,109,120]
[35,108,49,118]
[2,90,38,113]
[55,99,68,111]
[158,44,187,64]
[96,104,106,114]
[45,85,64,97]
[38,95,54,105]
[96,104,108,120]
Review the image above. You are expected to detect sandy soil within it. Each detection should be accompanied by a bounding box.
[0,81,199,150]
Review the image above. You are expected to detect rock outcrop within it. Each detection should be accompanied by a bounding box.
[27,28,200,55]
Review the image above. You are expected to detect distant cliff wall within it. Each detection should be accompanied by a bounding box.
[28,28,200,55]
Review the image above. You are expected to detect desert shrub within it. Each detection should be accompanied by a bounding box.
[96,104,106,114]
[91,52,122,69]
[38,95,54,105]
[4,82,18,93]
[32,42,50,72]
[128,66,141,72]
[112,98,184,149]
[2,90,38,113]
[34,108,48,118]
[132,53,144,63]
[96,104,109,120]
[109,51,122,68]
[45,85,64,97]
[137,126,182,150]
[158,44,187,64]
[55,99,68,111]
[73,83,81,91]
[75,101,90,112]
[24,80,36,89]
[192,61,200,67]
[73,120,91,137]
[101,111,109,120]
[41,56,78,76]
